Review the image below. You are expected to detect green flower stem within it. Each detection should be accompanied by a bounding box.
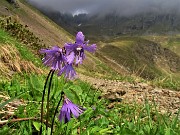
[46,70,55,130]
[40,70,52,135]
[50,91,64,135]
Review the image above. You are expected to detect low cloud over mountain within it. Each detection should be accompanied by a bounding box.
[27,0,180,16]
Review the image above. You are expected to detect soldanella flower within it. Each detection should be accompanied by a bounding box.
[65,31,96,65]
[59,96,85,123]
[40,31,97,80]
[40,46,66,70]
[58,63,77,80]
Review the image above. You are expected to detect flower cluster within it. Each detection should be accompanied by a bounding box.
[40,31,96,80]
[40,31,96,123]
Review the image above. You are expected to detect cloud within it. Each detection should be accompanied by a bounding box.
[27,0,180,16]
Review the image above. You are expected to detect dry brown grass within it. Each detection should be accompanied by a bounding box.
[0,44,43,78]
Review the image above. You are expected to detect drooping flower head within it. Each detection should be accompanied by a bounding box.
[58,63,77,80]
[59,96,85,123]
[40,46,66,70]
[65,31,96,65]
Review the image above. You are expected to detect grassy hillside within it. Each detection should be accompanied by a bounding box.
[0,28,43,79]
[97,37,180,80]
[0,1,179,135]
[143,35,180,56]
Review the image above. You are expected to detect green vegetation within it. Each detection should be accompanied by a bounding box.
[152,76,180,90]
[0,28,41,66]
[0,28,43,80]
[0,74,179,134]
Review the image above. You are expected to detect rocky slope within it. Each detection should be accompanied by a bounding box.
[79,74,180,115]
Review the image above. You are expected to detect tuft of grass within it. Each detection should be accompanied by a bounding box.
[152,76,180,91]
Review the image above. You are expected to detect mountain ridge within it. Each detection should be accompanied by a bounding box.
[33,8,180,40]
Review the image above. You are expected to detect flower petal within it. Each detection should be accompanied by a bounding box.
[66,52,75,64]
[83,44,97,52]
[76,31,85,44]
[64,43,79,55]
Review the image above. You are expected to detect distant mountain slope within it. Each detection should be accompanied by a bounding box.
[97,37,180,79]
[35,9,180,40]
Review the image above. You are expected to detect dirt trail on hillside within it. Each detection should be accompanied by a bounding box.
[79,74,180,114]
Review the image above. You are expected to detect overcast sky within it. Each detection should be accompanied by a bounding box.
[27,0,180,16]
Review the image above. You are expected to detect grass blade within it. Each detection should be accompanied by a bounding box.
[0,91,29,108]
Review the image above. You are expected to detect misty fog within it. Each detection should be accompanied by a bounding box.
[27,0,180,16]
